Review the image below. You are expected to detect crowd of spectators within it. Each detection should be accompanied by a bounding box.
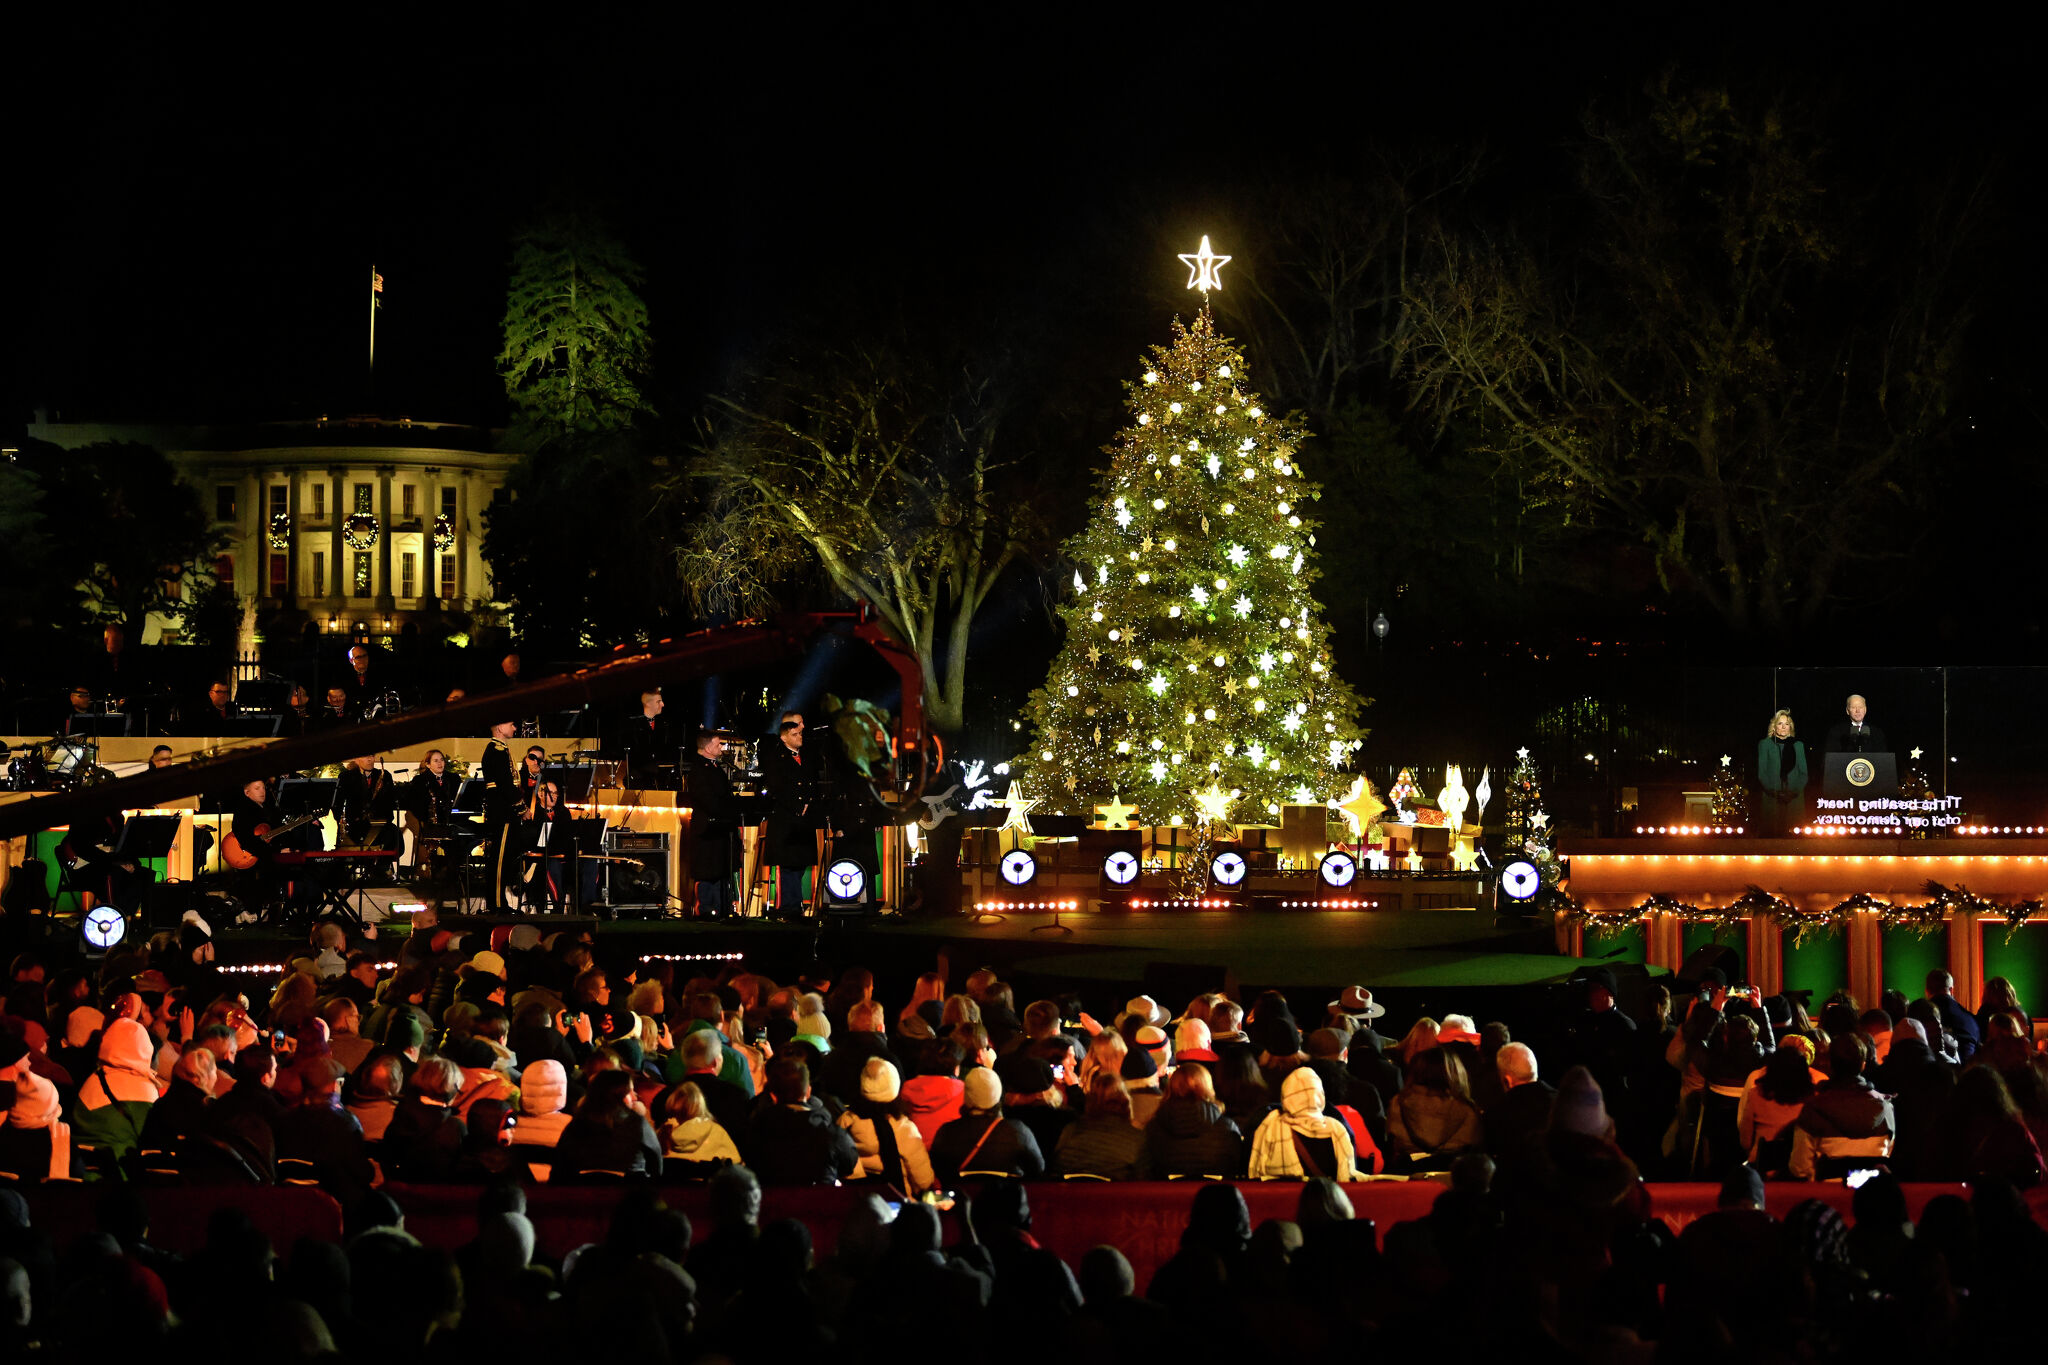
[1,915,2045,1357]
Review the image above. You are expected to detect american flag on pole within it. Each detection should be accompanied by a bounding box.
[371,270,384,294]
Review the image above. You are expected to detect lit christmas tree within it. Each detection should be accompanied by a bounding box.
[1498,747,1552,854]
[1020,240,1367,826]
[1708,755,1751,829]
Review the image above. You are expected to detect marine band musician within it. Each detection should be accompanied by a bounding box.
[333,754,398,851]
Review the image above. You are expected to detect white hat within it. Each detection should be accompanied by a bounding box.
[860,1056,902,1103]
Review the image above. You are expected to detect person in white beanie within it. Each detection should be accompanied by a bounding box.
[836,1057,935,1194]
[509,1058,573,1161]
[927,1066,1046,1181]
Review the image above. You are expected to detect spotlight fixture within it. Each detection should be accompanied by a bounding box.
[1317,851,1357,888]
[1102,850,1140,886]
[1210,850,1247,887]
[998,849,1039,887]
[1499,859,1541,902]
[82,905,127,952]
[824,858,869,905]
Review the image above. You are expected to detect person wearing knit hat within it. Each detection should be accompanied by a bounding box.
[506,923,542,953]
[1135,1023,1171,1065]
[1119,1042,1164,1126]
[509,1058,571,1152]
[65,1005,107,1051]
[838,1057,937,1194]
[1547,1064,1614,1140]
[1252,1016,1302,1062]
[926,1065,1047,1181]
[1172,1017,1220,1065]
[1437,1014,1484,1047]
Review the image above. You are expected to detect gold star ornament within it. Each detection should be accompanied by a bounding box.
[1094,794,1139,830]
[1178,235,1231,294]
[1333,776,1386,839]
[1193,783,1233,826]
[998,780,1039,835]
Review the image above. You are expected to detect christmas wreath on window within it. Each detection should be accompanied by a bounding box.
[267,510,292,550]
[343,512,380,551]
[432,512,456,552]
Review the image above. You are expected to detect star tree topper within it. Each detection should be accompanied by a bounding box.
[1178,235,1231,294]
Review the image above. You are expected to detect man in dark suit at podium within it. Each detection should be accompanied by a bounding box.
[1823,694,1889,755]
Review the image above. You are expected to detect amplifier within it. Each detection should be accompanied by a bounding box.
[603,829,670,912]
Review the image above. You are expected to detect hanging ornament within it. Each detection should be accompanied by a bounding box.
[1475,767,1493,819]
[1437,765,1471,837]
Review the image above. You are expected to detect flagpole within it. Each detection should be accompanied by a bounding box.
[368,263,377,380]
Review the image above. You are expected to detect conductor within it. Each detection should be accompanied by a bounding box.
[682,729,738,918]
[1823,694,1890,755]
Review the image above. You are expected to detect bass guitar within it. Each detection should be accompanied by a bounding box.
[221,811,325,870]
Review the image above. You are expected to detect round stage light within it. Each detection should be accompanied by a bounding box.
[1102,850,1140,886]
[1210,850,1247,886]
[825,859,868,901]
[1500,859,1541,902]
[1318,851,1356,888]
[83,905,127,951]
[999,849,1039,887]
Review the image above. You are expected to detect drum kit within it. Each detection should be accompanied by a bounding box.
[5,736,114,793]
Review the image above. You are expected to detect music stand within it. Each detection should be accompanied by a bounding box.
[64,714,130,738]
[450,778,487,817]
[224,714,283,738]
[543,764,596,803]
[114,815,181,863]
[235,681,290,712]
[277,778,338,818]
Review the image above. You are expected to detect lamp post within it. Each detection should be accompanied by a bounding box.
[1372,612,1390,644]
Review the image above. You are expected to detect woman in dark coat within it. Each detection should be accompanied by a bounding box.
[551,1069,665,1180]
[1756,709,1809,835]
[1146,1064,1244,1177]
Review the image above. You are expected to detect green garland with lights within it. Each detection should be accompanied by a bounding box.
[1556,878,2043,944]
[1019,306,1367,824]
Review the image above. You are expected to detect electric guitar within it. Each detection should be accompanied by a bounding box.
[222,811,324,870]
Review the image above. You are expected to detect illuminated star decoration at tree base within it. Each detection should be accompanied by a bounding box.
[997,780,1039,836]
[1094,794,1139,830]
[1332,775,1386,841]
[1193,783,1234,827]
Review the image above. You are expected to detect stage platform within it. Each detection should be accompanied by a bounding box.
[166,902,1621,1030]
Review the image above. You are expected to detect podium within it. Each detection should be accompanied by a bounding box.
[1821,751,1898,799]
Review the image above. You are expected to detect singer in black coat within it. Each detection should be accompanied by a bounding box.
[682,747,738,882]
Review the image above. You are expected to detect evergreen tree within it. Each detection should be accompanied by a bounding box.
[497,214,653,438]
[1708,755,1751,829]
[1499,747,1551,854]
[1020,307,1366,825]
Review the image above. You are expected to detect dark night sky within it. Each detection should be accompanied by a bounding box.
[10,10,2045,688]
[20,11,2035,429]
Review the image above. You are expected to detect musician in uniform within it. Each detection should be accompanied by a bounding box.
[405,748,464,899]
[515,778,596,911]
[482,721,520,910]
[192,681,240,730]
[515,745,547,818]
[621,690,671,785]
[61,687,99,736]
[333,755,399,850]
[341,645,383,717]
[761,718,818,919]
[226,777,320,918]
[312,685,355,732]
[683,728,738,917]
[279,685,316,737]
[58,809,152,912]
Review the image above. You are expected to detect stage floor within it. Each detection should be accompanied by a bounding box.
[195,904,1620,1014]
